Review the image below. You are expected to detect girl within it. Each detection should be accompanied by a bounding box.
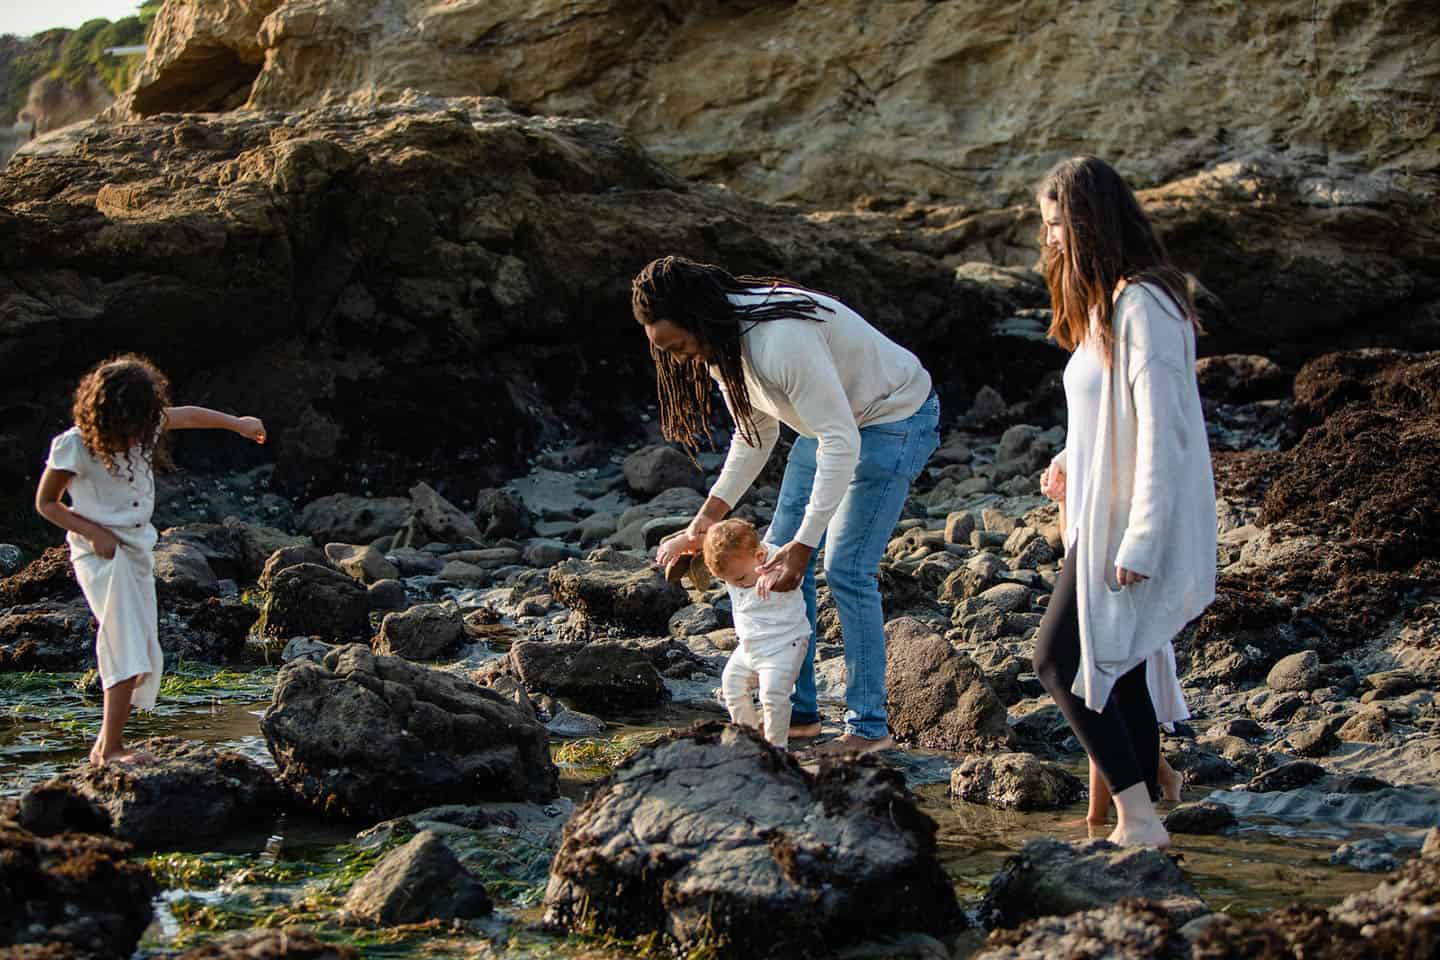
[636,256,939,757]
[1031,157,1216,848]
[34,354,266,766]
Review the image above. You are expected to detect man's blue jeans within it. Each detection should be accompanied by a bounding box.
[765,392,940,740]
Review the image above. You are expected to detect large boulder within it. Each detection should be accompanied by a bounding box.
[393,482,483,548]
[981,838,1207,930]
[260,644,558,821]
[1,597,255,672]
[974,901,1189,960]
[547,553,690,633]
[298,495,413,546]
[152,540,221,598]
[374,603,466,661]
[343,830,492,925]
[0,826,158,957]
[884,617,1014,751]
[324,543,400,585]
[506,639,667,712]
[258,563,371,641]
[24,738,283,852]
[543,723,963,955]
[949,753,1084,811]
[622,444,706,497]
[0,547,78,607]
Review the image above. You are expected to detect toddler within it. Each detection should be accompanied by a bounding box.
[34,354,266,765]
[704,519,810,750]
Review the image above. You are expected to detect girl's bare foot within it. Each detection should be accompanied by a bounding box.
[1108,818,1171,848]
[1158,760,1183,803]
[90,745,156,767]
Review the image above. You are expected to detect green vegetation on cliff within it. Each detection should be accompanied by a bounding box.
[2,3,152,123]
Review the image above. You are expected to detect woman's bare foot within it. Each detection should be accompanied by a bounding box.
[788,721,823,741]
[1108,818,1171,848]
[1158,760,1183,804]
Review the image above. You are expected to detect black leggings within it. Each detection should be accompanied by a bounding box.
[1033,556,1158,796]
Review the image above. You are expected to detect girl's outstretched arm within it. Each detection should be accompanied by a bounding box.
[163,406,266,443]
[34,467,119,558]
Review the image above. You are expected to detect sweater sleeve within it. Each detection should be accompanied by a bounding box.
[1114,357,1189,577]
[762,331,860,548]
[708,378,780,510]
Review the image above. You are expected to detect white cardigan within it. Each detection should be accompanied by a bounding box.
[1059,283,1217,711]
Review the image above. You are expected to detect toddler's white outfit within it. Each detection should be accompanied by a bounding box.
[46,427,164,709]
[720,543,810,749]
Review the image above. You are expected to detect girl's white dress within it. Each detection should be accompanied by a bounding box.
[46,428,164,709]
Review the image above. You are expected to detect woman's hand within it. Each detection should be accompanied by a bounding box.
[756,541,814,598]
[237,417,267,444]
[656,528,704,567]
[1040,460,1066,501]
[1116,566,1148,587]
[89,526,119,560]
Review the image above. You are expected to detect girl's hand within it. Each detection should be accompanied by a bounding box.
[1040,461,1066,501]
[237,417,267,444]
[1116,566,1148,587]
[90,526,119,560]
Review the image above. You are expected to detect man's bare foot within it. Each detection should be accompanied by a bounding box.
[804,733,894,759]
[1108,818,1171,848]
[788,721,822,741]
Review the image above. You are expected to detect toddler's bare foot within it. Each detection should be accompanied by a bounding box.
[1108,818,1171,849]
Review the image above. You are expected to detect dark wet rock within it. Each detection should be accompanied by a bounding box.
[1208,717,1267,741]
[152,539,221,598]
[547,553,690,633]
[975,900,1189,960]
[949,753,1083,811]
[616,487,706,534]
[374,603,465,661]
[522,539,582,567]
[981,838,1206,930]
[298,494,413,546]
[1247,689,1308,724]
[437,559,492,587]
[1363,670,1423,700]
[1164,801,1238,835]
[16,783,111,838]
[1246,761,1326,793]
[1266,649,1321,692]
[173,929,356,960]
[576,513,619,547]
[474,489,535,541]
[506,639,667,712]
[0,826,158,958]
[978,582,1030,614]
[258,563,371,641]
[281,637,334,663]
[669,602,722,638]
[165,598,258,663]
[1166,743,1244,786]
[1174,584,1299,687]
[261,644,557,821]
[325,543,399,584]
[622,444,706,497]
[366,579,407,611]
[257,544,329,590]
[34,738,282,851]
[1338,707,1391,743]
[0,544,23,577]
[543,722,963,955]
[884,618,1014,751]
[393,482,482,549]
[383,547,444,577]
[944,511,977,545]
[0,547,78,607]
[1196,354,1290,404]
[344,830,492,925]
[1191,853,1440,957]
[1330,838,1402,873]
[1333,774,1392,794]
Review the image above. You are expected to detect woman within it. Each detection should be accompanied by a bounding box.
[1031,157,1216,848]
[634,256,939,756]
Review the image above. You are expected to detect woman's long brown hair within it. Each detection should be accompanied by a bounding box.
[631,256,832,454]
[1038,156,1199,360]
[72,353,173,480]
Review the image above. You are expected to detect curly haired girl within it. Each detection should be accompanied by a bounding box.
[34,354,266,766]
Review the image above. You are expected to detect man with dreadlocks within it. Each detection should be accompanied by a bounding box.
[635,255,939,756]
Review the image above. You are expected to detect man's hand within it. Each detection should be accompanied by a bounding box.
[756,541,813,598]
[89,526,119,560]
[1040,460,1066,502]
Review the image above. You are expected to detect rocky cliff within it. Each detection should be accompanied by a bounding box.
[115,0,1440,208]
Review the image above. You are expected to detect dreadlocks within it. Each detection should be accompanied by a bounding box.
[632,255,832,455]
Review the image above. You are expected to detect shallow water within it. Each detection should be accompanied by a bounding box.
[0,664,1418,956]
